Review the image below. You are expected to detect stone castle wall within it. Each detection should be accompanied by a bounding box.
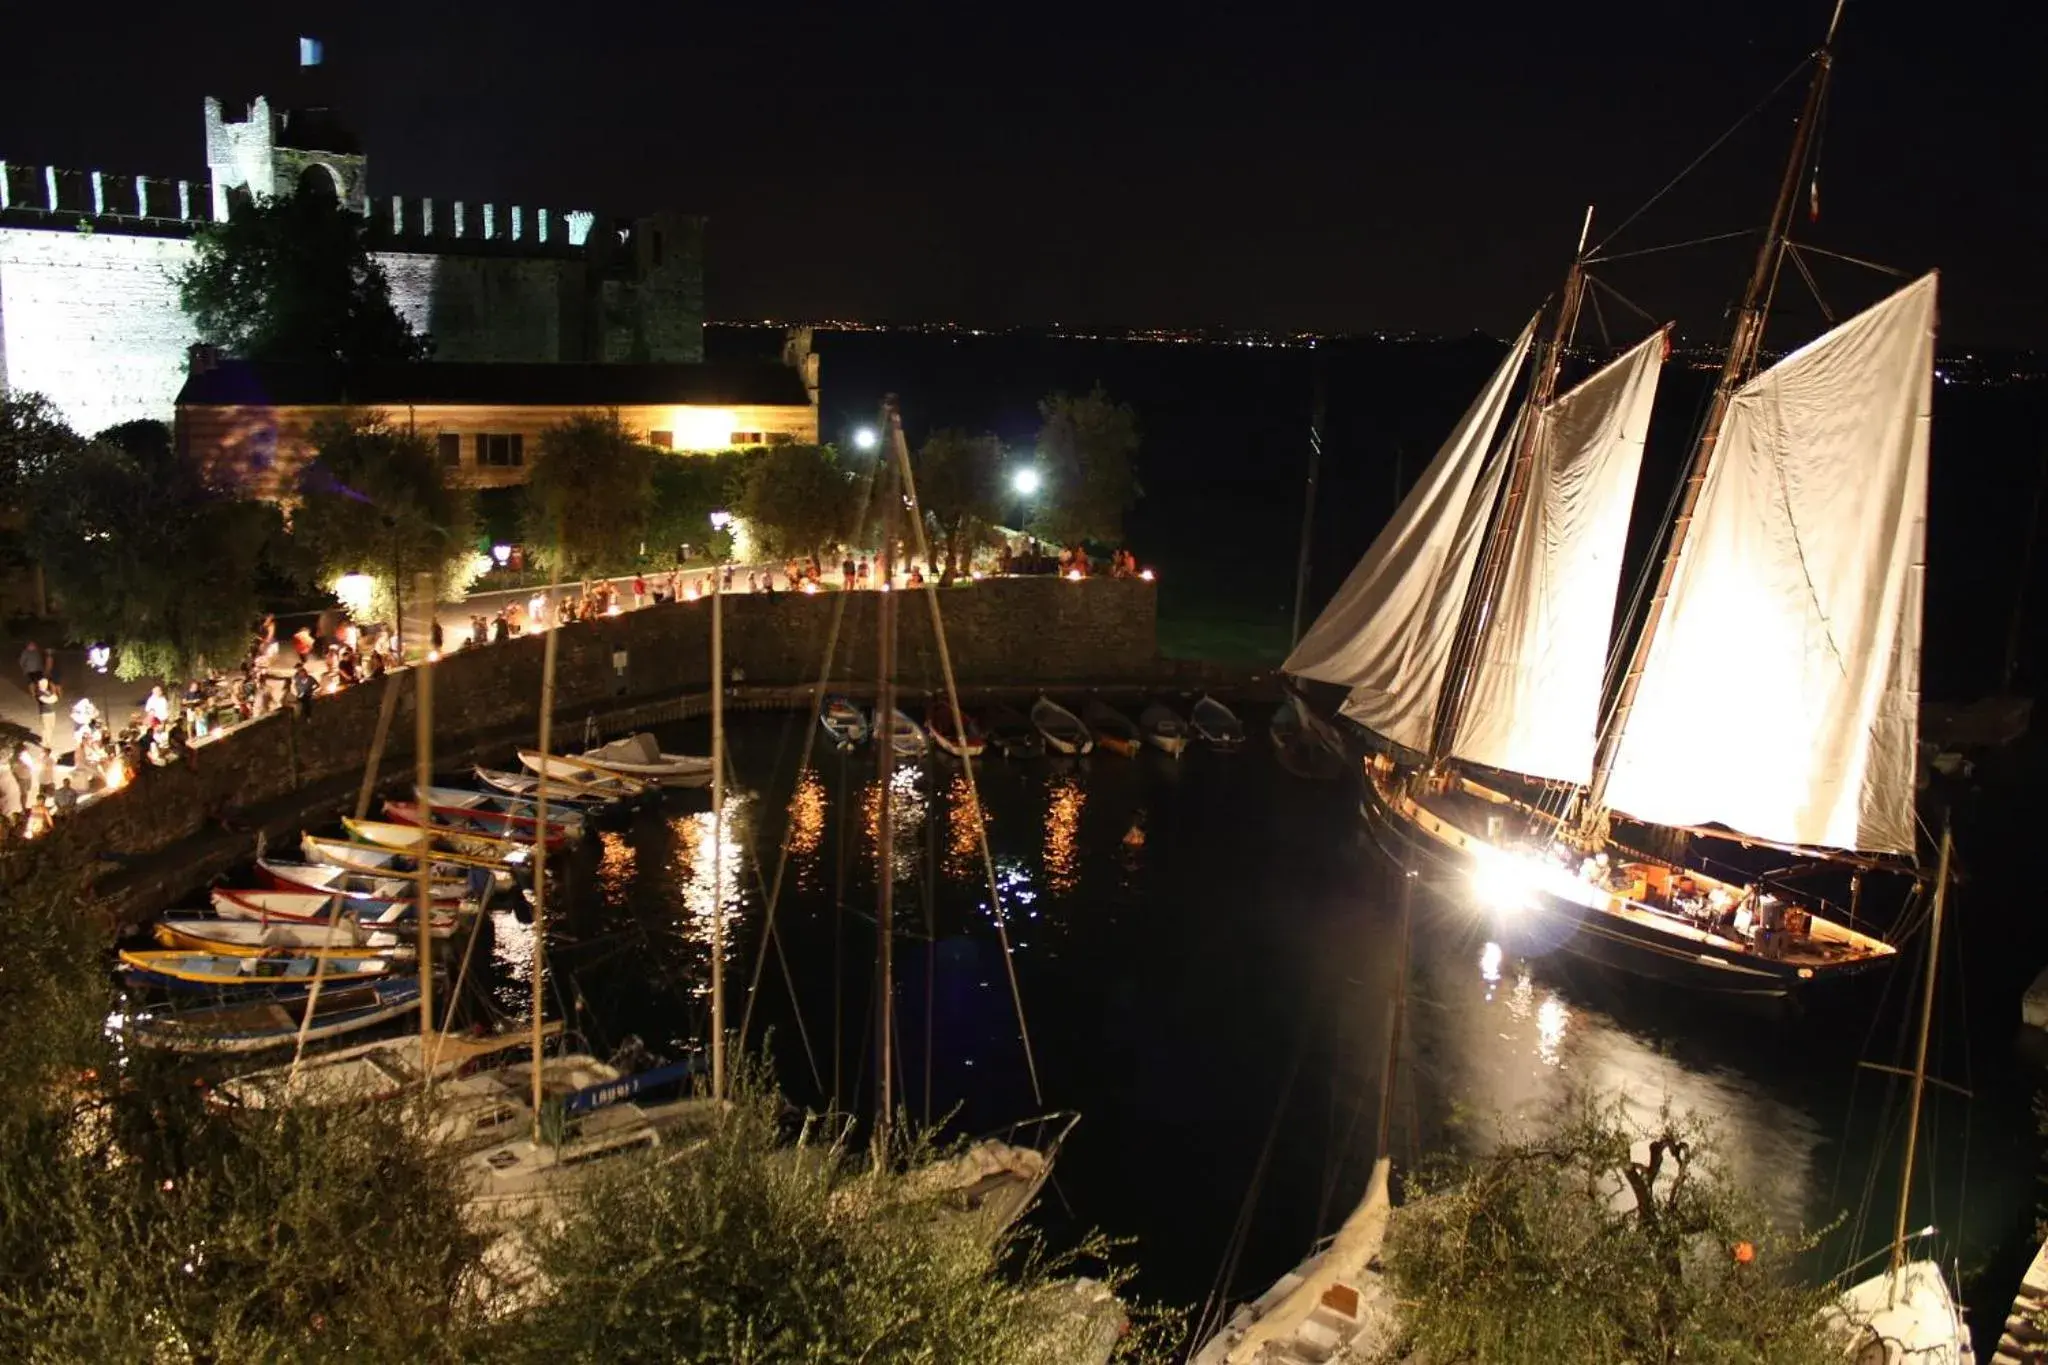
[0,165,706,436]
[34,579,1158,868]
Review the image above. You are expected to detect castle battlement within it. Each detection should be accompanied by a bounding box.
[0,161,209,227]
[0,75,705,438]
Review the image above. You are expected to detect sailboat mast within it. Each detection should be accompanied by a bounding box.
[530,560,562,1142]
[710,560,726,1102]
[1889,824,1951,1297]
[1585,3,1846,820]
[1375,867,1416,1160]
[414,571,437,1074]
[873,398,901,1164]
[1290,351,1327,649]
[1429,206,1595,763]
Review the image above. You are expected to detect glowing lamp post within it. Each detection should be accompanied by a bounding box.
[852,427,879,453]
[1009,466,1042,542]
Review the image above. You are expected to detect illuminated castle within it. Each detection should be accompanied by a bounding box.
[0,42,705,436]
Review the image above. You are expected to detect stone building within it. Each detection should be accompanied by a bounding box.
[0,80,706,436]
[175,346,820,502]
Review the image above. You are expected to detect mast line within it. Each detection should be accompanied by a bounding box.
[1585,25,1843,822]
[1889,823,1950,1300]
[530,555,561,1141]
[1290,351,1327,649]
[711,553,726,1102]
[1428,205,1595,764]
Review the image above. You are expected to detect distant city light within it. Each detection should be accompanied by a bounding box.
[853,427,879,452]
[1011,468,1042,497]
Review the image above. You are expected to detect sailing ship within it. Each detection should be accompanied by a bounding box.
[1289,6,1929,1000]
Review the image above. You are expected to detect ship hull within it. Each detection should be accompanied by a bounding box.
[1356,765,1896,1003]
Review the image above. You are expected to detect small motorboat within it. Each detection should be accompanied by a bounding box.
[1138,703,1189,758]
[474,765,633,810]
[212,887,454,937]
[128,979,422,1055]
[569,733,713,789]
[154,914,406,957]
[1270,692,1346,780]
[1191,695,1246,751]
[513,750,654,798]
[821,694,870,748]
[1031,696,1094,756]
[927,701,986,758]
[1081,700,1142,757]
[301,832,512,893]
[418,785,588,837]
[382,799,576,853]
[874,706,928,760]
[343,817,532,872]
[119,948,395,994]
[257,856,471,906]
[213,1021,564,1109]
[982,705,1045,759]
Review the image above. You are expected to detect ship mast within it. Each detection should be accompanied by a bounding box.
[1583,1,1847,823]
[1428,207,1595,764]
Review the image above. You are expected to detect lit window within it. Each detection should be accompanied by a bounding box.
[729,431,764,447]
[438,433,462,467]
[648,430,674,450]
[767,431,797,446]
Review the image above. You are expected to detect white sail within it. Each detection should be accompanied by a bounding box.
[1451,329,1666,784]
[1602,273,1936,855]
[1286,318,1537,752]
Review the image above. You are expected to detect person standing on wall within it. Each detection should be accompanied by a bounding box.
[33,676,60,753]
[19,640,45,688]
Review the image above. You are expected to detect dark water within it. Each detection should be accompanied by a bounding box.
[468,712,2046,1347]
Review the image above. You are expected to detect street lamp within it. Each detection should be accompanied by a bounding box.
[852,427,879,453]
[1008,467,1042,539]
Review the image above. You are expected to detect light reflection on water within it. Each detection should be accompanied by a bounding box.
[666,794,751,993]
[787,767,827,893]
[860,767,929,883]
[945,771,986,883]
[1431,941,1821,1231]
[595,830,637,902]
[1043,774,1085,895]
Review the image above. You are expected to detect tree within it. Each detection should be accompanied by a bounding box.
[519,412,655,580]
[25,435,280,680]
[918,429,1005,583]
[178,192,429,365]
[1032,387,1141,548]
[494,1068,1174,1363]
[0,393,85,616]
[736,443,860,560]
[291,412,476,639]
[646,448,755,566]
[1378,1092,1839,1365]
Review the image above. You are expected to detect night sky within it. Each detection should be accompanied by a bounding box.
[4,0,2041,346]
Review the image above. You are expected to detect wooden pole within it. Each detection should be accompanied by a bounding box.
[1889,824,1951,1300]
[353,671,405,821]
[531,569,561,1144]
[1376,867,1416,1161]
[413,571,436,1080]
[711,560,727,1102]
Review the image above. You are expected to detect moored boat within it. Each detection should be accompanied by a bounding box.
[212,886,456,937]
[382,798,576,853]
[1270,692,1346,780]
[981,704,1044,759]
[127,978,421,1054]
[571,732,714,789]
[874,706,928,759]
[257,856,472,906]
[343,817,533,871]
[154,914,406,956]
[1080,699,1142,757]
[1138,702,1189,757]
[512,750,653,798]
[1190,695,1245,750]
[926,701,986,758]
[820,694,870,748]
[474,765,634,810]
[416,784,588,837]
[119,948,395,993]
[1030,696,1093,755]
[212,1021,565,1109]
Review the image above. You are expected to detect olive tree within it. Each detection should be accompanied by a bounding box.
[521,411,655,579]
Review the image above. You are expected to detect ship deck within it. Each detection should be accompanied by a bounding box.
[1404,782,1890,972]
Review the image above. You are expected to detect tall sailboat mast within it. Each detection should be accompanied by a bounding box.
[1585,1,1847,821]
[1429,206,1596,763]
[1290,353,1327,649]
[872,398,902,1164]
[1890,825,1950,1297]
